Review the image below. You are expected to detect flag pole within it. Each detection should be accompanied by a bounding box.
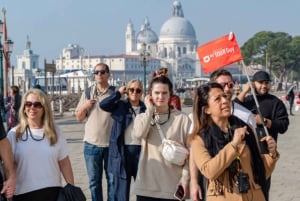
[241,60,269,136]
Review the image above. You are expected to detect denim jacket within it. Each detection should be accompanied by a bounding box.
[100,91,146,178]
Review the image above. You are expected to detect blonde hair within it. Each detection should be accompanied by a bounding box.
[126,79,143,94]
[16,89,58,146]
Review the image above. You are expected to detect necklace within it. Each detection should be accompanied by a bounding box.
[21,125,45,141]
[151,107,171,126]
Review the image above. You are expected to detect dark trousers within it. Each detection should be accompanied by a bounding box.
[289,98,294,114]
[114,145,141,201]
[13,187,61,201]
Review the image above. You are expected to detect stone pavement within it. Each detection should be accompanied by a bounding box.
[56,104,300,201]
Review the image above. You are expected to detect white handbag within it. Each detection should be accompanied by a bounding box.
[155,123,189,166]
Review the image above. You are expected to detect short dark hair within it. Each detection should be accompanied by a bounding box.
[149,76,173,96]
[210,69,233,82]
[94,63,110,73]
[10,85,20,94]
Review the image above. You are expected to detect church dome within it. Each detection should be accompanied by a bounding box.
[159,0,196,39]
[160,17,196,38]
[136,17,158,44]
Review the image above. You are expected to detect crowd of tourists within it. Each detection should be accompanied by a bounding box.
[0,62,291,201]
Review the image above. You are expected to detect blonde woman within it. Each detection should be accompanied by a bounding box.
[100,79,146,201]
[7,89,74,201]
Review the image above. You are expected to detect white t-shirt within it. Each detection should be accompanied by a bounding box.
[7,126,69,195]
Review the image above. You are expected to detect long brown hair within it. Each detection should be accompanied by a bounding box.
[16,89,58,145]
[189,82,223,141]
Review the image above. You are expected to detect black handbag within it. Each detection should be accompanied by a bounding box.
[56,184,86,201]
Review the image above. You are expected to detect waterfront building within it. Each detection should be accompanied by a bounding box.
[55,0,201,88]
[14,36,39,93]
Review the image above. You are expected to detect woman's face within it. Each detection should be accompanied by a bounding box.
[205,88,231,119]
[127,82,142,103]
[10,89,14,96]
[150,83,170,109]
[24,93,44,121]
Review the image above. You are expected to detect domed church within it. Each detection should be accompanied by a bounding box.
[54,0,201,89]
[126,0,201,81]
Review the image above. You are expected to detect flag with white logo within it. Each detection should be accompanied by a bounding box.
[197,32,243,74]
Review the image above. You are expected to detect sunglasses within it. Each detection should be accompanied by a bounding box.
[93,70,107,75]
[128,88,142,94]
[219,82,234,89]
[24,101,43,109]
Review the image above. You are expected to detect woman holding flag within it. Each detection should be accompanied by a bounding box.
[190,82,279,201]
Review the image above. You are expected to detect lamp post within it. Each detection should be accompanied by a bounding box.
[3,39,13,98]
[140,43,150,96]
[0,9,14,99]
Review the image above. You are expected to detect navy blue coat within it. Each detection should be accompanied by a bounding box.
[100,91,146,179]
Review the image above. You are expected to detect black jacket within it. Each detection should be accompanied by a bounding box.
[234,93,289,141]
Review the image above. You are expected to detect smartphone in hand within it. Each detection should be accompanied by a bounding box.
[174,185,184,201]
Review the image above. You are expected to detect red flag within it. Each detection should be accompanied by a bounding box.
[197,33,243,74]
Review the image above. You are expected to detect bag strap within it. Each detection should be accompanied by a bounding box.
[155,122,166,141]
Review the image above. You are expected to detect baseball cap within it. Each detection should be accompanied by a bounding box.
[252,71,271,82]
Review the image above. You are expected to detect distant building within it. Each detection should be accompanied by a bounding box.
[55,0,202,87]
[14,36,39,92]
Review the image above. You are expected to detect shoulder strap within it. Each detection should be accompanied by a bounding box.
[85,86,92,100]
[108,85,116,92]
[86,85,115,100]
[155,123,166,141]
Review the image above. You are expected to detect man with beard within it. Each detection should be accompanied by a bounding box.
[235,70,289,201]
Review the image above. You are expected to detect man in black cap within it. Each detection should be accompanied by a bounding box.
[234,70,289,201]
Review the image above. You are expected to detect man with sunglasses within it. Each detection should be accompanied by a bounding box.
[75,63,115,201]
[235,70,289,201]
[189,69,257,201]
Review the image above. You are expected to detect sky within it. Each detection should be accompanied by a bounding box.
[1,0,300,68]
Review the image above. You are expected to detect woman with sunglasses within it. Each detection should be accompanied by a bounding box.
[132,76,190,201]
[100,80,146,201]
[6,89,74,201]
[190,82,279,201]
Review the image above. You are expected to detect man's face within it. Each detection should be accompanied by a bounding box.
[94,65,110,84]
[254,80,270,95]
[214,75,234,99]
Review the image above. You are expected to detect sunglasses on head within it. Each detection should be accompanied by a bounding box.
[93,70,107,75]
[128,88,142,94]
[219,82,234,89]
[24,101,43,109]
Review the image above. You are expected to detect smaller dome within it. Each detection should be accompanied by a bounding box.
[137,29,158,44]
[136,17,158,44]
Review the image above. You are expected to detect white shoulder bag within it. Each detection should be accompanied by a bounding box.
[155,123,189,166]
